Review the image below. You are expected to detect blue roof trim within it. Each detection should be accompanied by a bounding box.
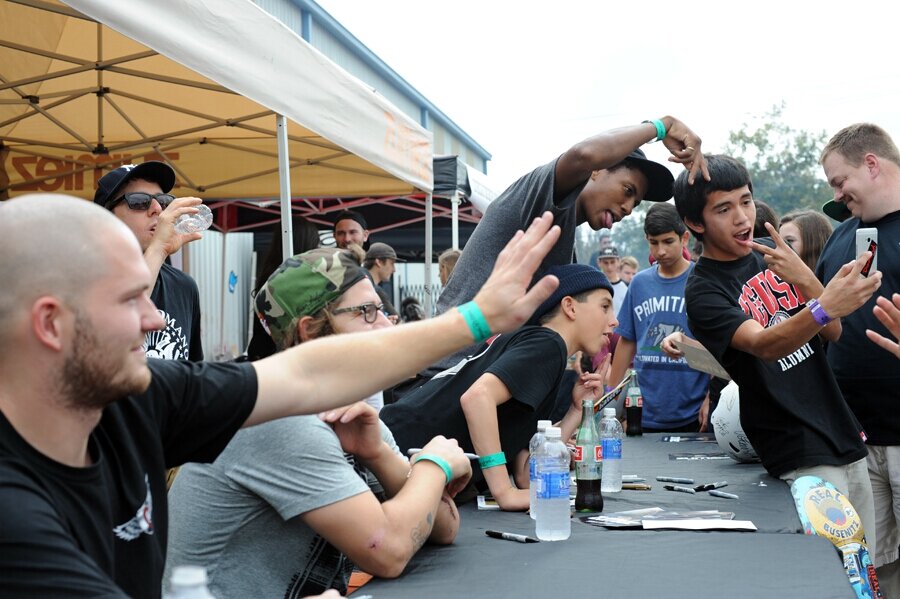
[288,0,491,164]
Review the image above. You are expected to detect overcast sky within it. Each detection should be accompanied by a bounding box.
[317,0,900,191]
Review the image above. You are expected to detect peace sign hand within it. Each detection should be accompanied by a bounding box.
[749,222,814,287]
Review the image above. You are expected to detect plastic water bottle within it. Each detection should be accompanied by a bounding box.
[534,426,571,541]
[164,566,217,599]
[600,408,623,493]
[528,419,552,520]
[174,204,213,234]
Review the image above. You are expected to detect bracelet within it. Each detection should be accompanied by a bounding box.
[413,454,453,485]
[457,301,492,343]
[478,452,507,470]
[807,298,833,326]
[643,118,666,142]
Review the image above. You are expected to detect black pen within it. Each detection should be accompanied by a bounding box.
[486,530,539,543]
[694,481,728,492]
[663,484,696,494]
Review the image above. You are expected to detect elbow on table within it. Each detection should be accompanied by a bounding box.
[354,540,414,580]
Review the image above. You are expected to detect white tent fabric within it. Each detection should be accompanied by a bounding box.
[1,0,433,200]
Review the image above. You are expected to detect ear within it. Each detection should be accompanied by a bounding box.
[560,296,578,320]
[680,230,691,246]
[684,217,705,237]
[297,315,315,342]
[361,230,370,243]
[589,169,602,181]
[865,153,880,179]
[31,296,67,352]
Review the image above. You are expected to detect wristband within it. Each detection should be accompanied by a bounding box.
[807,298,833,326]
[478,452,507,470]
[643,118,666,142]
[458,301,492,344]
[413,454,453,485]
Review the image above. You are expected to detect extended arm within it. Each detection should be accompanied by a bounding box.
[459,373,528,511]
[554,116,708,200]
[247,213,562,426]
[732,253,881,361]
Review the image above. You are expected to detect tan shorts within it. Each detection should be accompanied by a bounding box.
[779,457,877,562]
[867,446,900,567]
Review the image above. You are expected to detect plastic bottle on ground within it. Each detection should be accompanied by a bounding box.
[528,419,552,520]
[600,407,623,494]
[534,426,571,541]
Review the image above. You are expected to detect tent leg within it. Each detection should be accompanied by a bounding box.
[276,114,294,259]
[451,192,460,250]
[425,192,433,317]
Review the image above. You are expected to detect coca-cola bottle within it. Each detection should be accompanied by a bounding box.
[574,398,603,512]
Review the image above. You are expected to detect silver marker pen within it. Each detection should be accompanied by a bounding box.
[663,484,696,494]
[407,448,479,460]
[708,490,739,499]
[657,476,695,484]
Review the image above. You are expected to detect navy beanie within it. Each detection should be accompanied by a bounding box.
[529,264,614,324]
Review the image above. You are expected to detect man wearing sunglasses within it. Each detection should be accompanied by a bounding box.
[94,161,205,361]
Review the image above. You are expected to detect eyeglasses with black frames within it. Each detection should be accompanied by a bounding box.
[109,192,176,211]
[330,302,385,323]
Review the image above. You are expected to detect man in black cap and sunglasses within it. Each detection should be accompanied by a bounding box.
[94,161,205,361]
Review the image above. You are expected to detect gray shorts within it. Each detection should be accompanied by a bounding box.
[867,445,900,567]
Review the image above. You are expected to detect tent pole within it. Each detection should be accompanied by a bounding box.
[451,191,460,250]
[425,192,433,317]
[276,114,293,259]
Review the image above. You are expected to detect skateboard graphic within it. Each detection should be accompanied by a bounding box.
[791,475,882,599]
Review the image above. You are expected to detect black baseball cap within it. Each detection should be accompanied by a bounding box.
[598,246,620,259]
[333,210,368,230]
[93,161,176,210]
[623,148,674,203]
[822,199,852,223]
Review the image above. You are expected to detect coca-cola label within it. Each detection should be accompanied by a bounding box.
[595,445,603,461]
[626,395,643,408]
[573,446,584,461]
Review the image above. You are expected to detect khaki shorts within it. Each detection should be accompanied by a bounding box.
[779,458,877,562]
[867,446,900,567]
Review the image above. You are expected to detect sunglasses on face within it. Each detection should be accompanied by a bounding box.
[110,192,176,211]
[331,302,385,323]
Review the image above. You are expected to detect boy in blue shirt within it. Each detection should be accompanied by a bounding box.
[608,202,709,432]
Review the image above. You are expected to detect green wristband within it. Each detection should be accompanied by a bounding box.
[458,301,492,344]
[413,454,453,485]
[478,452,507,470]
[643,118,666,142]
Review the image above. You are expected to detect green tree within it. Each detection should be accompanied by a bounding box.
[723,103,830,218]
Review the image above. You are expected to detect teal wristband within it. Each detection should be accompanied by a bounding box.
[458,301,492,343]
[478,452,507,470]
[413,454,453,485]
[643,118,666,142]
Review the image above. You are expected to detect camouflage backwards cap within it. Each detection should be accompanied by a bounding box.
[255,247,368,348]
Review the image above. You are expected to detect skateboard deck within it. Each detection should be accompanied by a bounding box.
[791,475,881,599]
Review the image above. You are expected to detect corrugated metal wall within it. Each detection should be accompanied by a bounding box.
[187,231,256,361]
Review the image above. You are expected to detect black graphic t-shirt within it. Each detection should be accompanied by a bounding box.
[685,245,867,477]
[147,263,203,361]
[0,360,257,598]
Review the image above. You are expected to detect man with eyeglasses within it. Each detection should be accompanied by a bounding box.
[94,161,205,361]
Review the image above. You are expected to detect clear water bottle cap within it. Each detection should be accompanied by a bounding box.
[537,420,552,431]
[170,565,209,587]
[545,426,562,438]
[603,407,616,417]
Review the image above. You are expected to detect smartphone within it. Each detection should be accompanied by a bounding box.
[856,227,878,277]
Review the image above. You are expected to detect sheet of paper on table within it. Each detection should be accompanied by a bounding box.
[673,338,731,380]
[642,519,757,531]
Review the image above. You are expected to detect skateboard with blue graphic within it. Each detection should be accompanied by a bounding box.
[791,475,882,599]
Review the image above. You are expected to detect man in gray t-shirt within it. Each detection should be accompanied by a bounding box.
[167,409,459,598]
[428,116,708,376]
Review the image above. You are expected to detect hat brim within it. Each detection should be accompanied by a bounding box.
[627,155,674,203]
[101,161,176,208]
[822,200,852,223]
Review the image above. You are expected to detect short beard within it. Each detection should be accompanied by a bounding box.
[59,312,150,411]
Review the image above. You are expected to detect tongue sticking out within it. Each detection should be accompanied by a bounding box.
[602,211,613,229]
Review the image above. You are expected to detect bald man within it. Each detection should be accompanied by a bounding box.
[0,195,561,598]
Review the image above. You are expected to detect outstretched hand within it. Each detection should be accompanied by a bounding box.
[867,293,900,359]
[661,116,710,184]
[750,222,814,286]
[472,212,561,334]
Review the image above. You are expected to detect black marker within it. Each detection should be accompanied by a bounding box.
[407,448,479,459]
[663,484,696,494]
[486,530,540,543]
[694,481,728,492]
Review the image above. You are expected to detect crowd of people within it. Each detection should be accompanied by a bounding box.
[3,116,900,599]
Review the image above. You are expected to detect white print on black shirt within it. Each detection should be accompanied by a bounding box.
[738,269,811,373]
[113,474,154,541]
[143,309,188,360]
